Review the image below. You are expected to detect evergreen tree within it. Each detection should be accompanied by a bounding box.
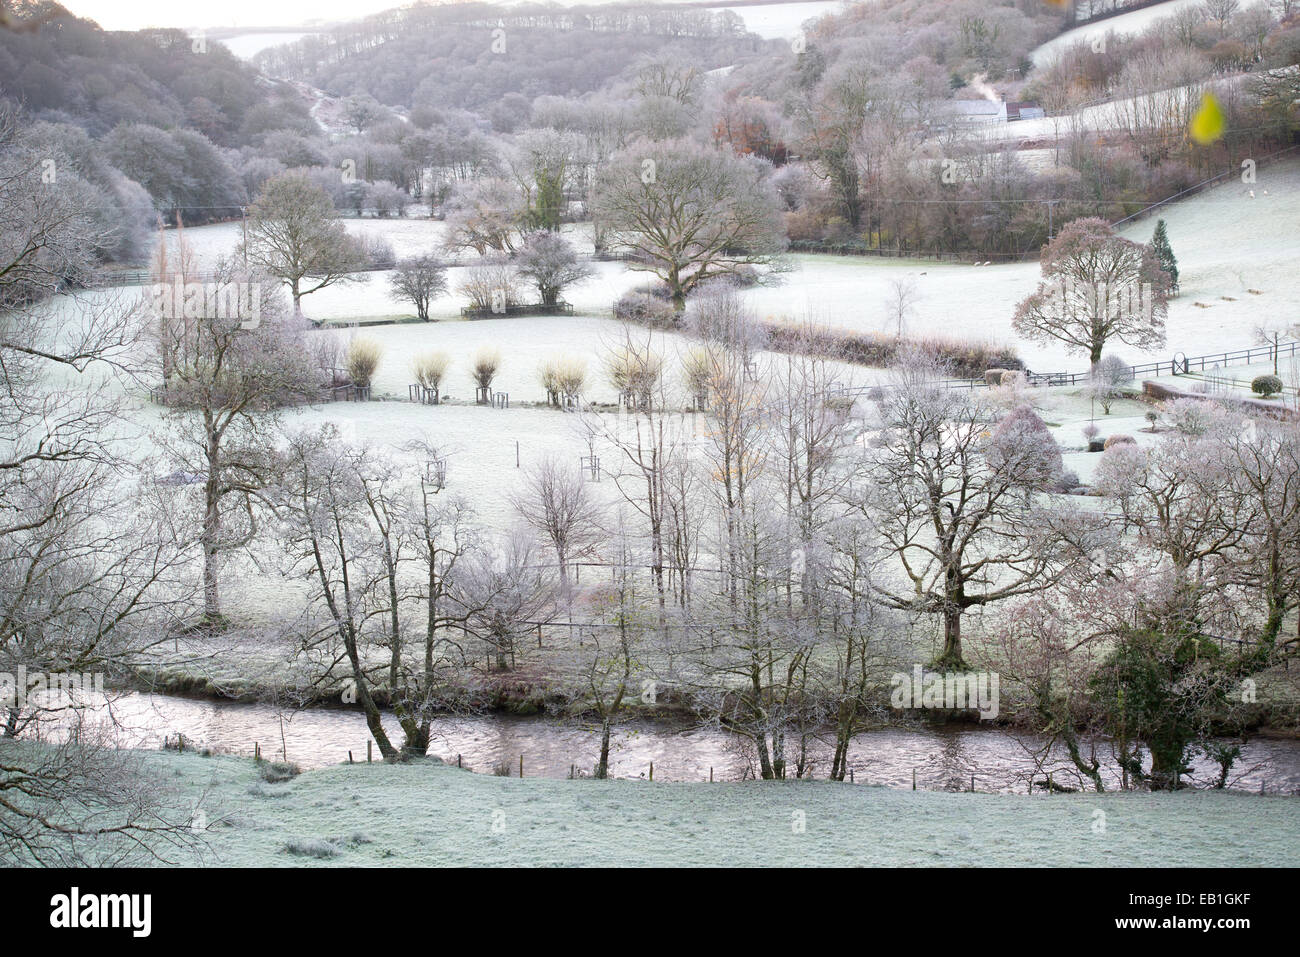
[1151,219,1179,294]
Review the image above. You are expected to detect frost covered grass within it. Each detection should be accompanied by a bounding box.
[159,751,1299,867]
[1030,0,1209,68]
[140,158,1300,377]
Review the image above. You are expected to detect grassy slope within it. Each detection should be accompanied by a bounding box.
[172,752,1298,867]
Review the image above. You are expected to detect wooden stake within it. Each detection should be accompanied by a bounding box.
[649,761,654,781]
[519,753,523,778]
[912,768,916,790]
[348,751,353,764]
[367,740,372,763]
[709,766,713,782]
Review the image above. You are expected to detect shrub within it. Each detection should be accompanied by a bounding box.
[537,357,559,400]
[613,290,676,326]
[632,280,673,301]
[762,323,1019,379]
[412,350,451,402]
[1252,374,1283,397]
[346,337,382,388]
[680,347,714,404]
[259,761,301,783]
[283,837,341,858]
[458,256,522,313]
[986,405,1063,490]
[538,355,587,405]
[1103,433,1136,450]
[471,347,502,400]
[1096,354,1134,384]
[553,357,587,402]
[1090,354,1133,414]
[605,343,664,408]
[1165,398,1222,435]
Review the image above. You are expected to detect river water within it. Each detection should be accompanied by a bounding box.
[45,691,1300,794]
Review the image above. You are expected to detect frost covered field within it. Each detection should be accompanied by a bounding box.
[737,160,1300,373]
[1030,0,1237,68]
[155,753,1299,866]
[148,156,1300,376]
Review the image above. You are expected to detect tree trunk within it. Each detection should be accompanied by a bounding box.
[938,605,965,670]
[201,428,222,626]
[595,719,612,779]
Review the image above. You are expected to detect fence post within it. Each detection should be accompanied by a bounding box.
[367,740,372,763]
[519,753,524,778]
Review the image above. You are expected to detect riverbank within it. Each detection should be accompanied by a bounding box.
[149,752,1300,866]
[125,630,1300,738]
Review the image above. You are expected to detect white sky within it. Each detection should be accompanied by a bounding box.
[57,1,432,31]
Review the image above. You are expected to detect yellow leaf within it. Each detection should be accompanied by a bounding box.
[1189,92,1225,146]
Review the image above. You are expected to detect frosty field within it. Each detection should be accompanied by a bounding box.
[1030,0,1227,68]
[155,752,1299,866]
[145,155,1300,380]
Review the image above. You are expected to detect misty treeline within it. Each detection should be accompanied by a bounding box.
[251,0,1300,260]
[4,0,1298,278]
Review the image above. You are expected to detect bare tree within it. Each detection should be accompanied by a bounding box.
[591,139,786,310]
[389,254,448,322]
[857,353,1089,668]
[152,228,320,627]
[1013,218,1171,365]
[241,171,367,317]
[0,115,201,861]
[511,454,605,596]
[886,277,919,337]
[559,519,647,778]
[514,231,592,307]
[459,531,557,672]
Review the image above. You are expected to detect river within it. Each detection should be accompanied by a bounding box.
[45,691,1300,794]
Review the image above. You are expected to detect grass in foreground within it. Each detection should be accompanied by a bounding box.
[158,752,1298,867]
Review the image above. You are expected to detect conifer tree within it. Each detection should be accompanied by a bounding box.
[1151,219,1179,294]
